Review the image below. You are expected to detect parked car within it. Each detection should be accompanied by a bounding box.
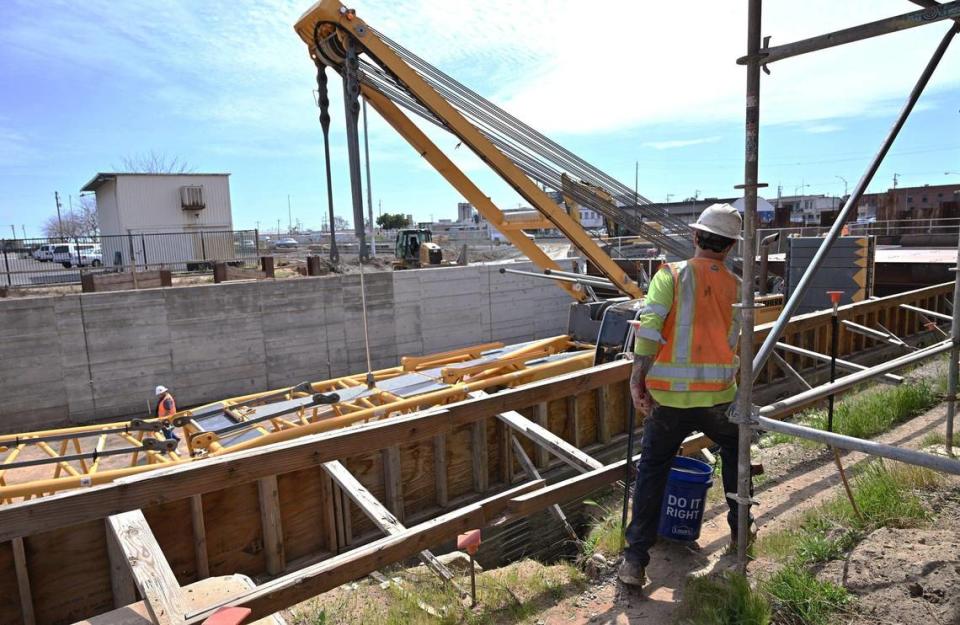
[274,237,299,249]
[53,243,103,268]
[32,244,57,262]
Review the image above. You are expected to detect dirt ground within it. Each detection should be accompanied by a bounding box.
[529,396,957,624]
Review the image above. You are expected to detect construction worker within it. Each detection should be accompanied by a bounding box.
[154,385,180,441]
[618,203,750,587]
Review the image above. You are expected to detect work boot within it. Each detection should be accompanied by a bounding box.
[617,560,646,587]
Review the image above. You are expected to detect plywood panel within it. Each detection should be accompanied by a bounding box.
[400,439,437,515]
[0,540,22,625]
[143,498,197,585]
[575,390,598,447]
[344,452,385,538]
[547,398,571,443]
[608,380,628,436]
[25,521,113,625]
[446,424,474,500]
[203,481,265,577]
[277,468,328,564]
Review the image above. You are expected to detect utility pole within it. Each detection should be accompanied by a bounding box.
[21,225,26,240]
[277,219,281,237]
[9,225,15,239]
[836,175,848,197]
[287,195,292,232]
[665,193,674,202]
[54,191,64,240]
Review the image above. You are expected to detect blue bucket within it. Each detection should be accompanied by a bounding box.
[657,456,714,541]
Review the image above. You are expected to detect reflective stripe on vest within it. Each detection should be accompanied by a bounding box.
[157,392,177,418]
[646,259,741,392]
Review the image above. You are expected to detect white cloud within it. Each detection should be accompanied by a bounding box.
[643,136,722,150]
[804,124,844,134]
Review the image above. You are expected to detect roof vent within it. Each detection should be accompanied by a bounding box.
[180,186,205,210]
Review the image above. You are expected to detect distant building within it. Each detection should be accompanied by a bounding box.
[774,194,842,226]
[858,183,960,222]
[81,172,233,269]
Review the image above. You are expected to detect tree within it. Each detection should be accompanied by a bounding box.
[376,212,409,230]
[43,195,99,239]
[332,216,351,231]
[116,150,195,174]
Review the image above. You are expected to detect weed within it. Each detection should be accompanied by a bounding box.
[674,572,771,625]
[763,564,850,625]
[921,430,960,448]
[581,499,625,559]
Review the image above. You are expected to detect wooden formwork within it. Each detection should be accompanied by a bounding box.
[0,282,952,625]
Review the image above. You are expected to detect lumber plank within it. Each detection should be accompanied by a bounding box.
[189,495,210,580]
[499,424,513,485]
[496,408,603,473]
[381,446,404,522]
[106,518,139,609]
[106,510,189,625]
[12,537,35,625]
[433,434,448,507]
[257,476,286,575]
[0,360,631,543]
[321,461,455,584]
[331,483,346,552]
[471,420,489,493]
[340,489,353,547]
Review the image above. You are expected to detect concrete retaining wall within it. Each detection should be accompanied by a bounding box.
[0,262,573,432]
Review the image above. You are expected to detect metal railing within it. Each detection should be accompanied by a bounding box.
[0,230,259,288]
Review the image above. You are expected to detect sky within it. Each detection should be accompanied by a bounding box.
[1,0,959,237]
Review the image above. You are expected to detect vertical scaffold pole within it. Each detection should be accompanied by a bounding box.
[947,226,960,456]
[735,0,763,575]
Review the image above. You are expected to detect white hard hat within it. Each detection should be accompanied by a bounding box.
[690,203,743,241]
[155,385,169,395]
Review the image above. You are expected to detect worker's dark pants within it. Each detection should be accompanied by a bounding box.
[623,402,749,567]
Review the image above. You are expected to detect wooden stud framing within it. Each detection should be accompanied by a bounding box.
[566,395,581,448]
[106,510,188,625]
[318,472,339,554]
[495,408,602,472]
[596,387,611,444]
[189,495,209,580]
[382,446,405,522]
[471,420,489,493]
[510,436,578,541]
[340,488,353,547]
[12,537,36,625]
[257,476,286,575]
[331,483,346,552]
[433,434,448,507]
[533,403,551,470]
[322,461,456,585]
[499,424,514,485]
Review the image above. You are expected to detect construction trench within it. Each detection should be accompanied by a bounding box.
[4,1,960,624]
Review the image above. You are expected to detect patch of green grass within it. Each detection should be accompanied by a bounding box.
[921,430,960,448]
[760,379,941,449]
[756,460,941,566]
[763,564,850,625]
[674,572,771,625]
[581,498,625,559]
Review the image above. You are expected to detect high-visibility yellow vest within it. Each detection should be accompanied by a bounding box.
[645,259,741,393]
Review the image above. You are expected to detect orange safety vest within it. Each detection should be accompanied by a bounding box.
[645,259,741,393]
[157,392,177,418]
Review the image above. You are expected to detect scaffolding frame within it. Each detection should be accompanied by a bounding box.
[735,0,960,572]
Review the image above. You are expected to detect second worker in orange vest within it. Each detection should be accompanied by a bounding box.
[618,203,753,588]
[155,385,180,442]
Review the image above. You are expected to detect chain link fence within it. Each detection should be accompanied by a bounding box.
[0,230,259,288]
